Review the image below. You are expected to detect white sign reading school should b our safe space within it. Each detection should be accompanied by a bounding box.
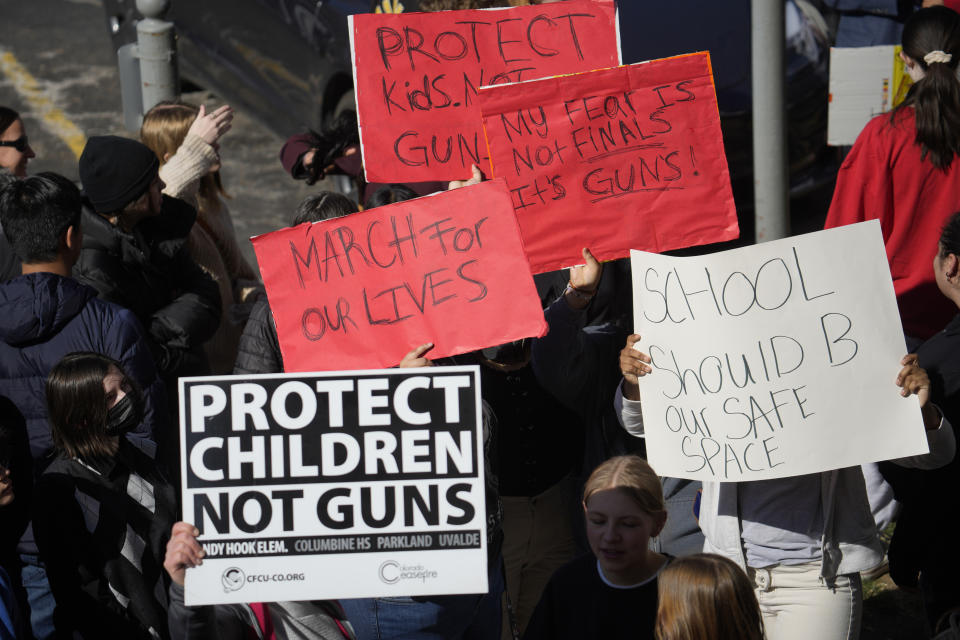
[630,220,929,483]
[178,366,487,606]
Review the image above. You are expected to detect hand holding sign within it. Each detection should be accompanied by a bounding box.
[165,522,205,587]
[895,356,941,430]
[619,333,651,399]
[565,247,603,310]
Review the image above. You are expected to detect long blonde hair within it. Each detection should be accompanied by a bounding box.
[656,554,764,640]
[140,100,226,201]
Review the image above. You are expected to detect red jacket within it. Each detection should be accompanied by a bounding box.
[825,108,960,340]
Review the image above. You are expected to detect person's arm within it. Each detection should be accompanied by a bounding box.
[615,334,654,438]
[159,105,233,207]
[159,135,217,208]
[531,248,620,410]
[892,355,957,469]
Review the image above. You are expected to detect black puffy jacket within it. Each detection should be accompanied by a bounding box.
[232,295,283,374]
[73,195,221,382]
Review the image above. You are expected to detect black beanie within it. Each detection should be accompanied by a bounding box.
[79,135,160,213]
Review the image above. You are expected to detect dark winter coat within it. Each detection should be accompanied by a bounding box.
[34,439,176,640]
[0,272,164,467]
[0,232,18,283]
[0,272,167,557]
[232,295,283,374]
[73,195,221,382]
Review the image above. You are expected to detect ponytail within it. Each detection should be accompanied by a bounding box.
[894,6,960,170]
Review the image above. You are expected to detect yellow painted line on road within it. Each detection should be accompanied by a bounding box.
[0,50,87,159]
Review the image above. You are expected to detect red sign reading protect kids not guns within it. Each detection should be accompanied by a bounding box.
[251,180,548,372]
[349,0,620,183]
[476,52,740,274]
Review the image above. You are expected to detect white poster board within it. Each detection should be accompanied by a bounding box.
[179,366,487,606]
[630,221,928,482]
[828,45,912,146]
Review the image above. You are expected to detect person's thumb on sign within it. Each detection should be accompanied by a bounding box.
[448,164,483,190]
[565,247,603,310]
[399,343,434,368]
[164,521,205,586]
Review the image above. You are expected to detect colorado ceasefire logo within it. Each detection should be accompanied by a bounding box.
[222,567,245,592]
[379,560,439,584]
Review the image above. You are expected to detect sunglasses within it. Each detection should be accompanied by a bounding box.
[0,136,29,152]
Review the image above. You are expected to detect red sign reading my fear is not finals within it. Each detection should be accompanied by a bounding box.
[349,0,620,183]
[251,180,548,372]
[477,52,740,274]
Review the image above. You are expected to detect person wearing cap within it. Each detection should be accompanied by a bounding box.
[74,135,221,392]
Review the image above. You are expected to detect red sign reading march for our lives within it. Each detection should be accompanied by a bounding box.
[349,0,620,183]
[477,53,739,274]
[251,180,548,372]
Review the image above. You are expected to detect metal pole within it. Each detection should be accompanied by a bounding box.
[136,0,179,113]
[751,0,789,243]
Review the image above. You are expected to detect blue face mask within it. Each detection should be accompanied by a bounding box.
[105,392,142,437]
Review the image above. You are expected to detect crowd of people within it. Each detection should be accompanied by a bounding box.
[3,2,960,639]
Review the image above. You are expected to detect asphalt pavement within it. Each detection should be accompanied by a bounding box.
[0,0,317,272]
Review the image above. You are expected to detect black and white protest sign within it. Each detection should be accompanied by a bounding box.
[178,366,486,605]
[630,221,929,482]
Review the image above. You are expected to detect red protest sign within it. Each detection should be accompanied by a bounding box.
[476,53,739,274]
[251,179,548,372]
[349,0,620,183]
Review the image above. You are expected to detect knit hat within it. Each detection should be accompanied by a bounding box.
[79,135,160,213]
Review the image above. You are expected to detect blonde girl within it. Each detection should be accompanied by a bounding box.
[141,101,260,373]
[523,455,669,640]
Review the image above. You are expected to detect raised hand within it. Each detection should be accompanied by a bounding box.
[187,104,234,146]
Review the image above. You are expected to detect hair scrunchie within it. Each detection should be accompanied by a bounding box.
[924,50,953,65]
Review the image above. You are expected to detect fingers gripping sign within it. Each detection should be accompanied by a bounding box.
[896,353,941,430]
[619,334,652,401]
[164,521,206,587]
